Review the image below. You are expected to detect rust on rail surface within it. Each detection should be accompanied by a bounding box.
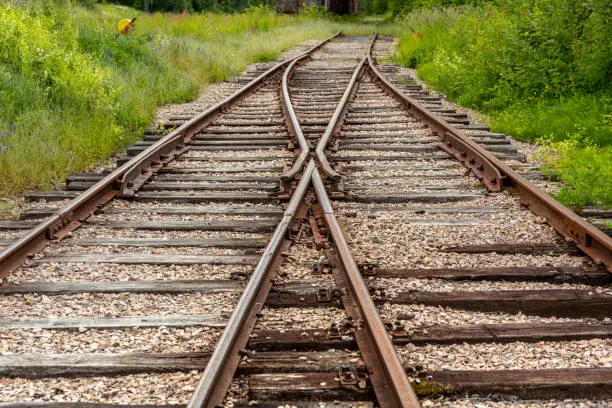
[312,167,421,408]
[187,161,315,408]
[367,33,612,271]
[0,33,340,280]
[279,54,312,197]
[315,35,374,187]
[186,34,340,408]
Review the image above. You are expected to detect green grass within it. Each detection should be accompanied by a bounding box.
[393,1,612,207]
[0,1,404,202]
[0,2,336,197]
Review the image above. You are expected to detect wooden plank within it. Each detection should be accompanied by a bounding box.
[188,145,283,152]
[0,315,226,330]
[351,192,482,203]
[249,368,612,400]
[35,253,259,265]
[333,153,453,162]
[91,219,278,232]
[67,181,279,191]
[347,218,486,226]
[385,289,612,318]
[179,156,291,162]
[370,266,610,284]
[191,139,287,145]
[442,243,577,255]
[139,182,278,192]
[342,163,458,171]
[154,175,280,182]
[133,191,274,203]
[0,351,356,378]
[248,372,369,400]
[426,367,612,399]
[99,205,283,216]
[351,205,502,214]
[0,279,244,295]
[346,174,466,180]
[0,352,210,377]
[483,144,518,153]
[160,166,283,173]
[392,322,612,344]
[266,282,337,308]
[203,126,286,134]
[578,207,612,218]
[63,238,266,248]
[0,221,40,230]
[19,208,59,219]
[341,136,439,143]
[191,133,287,140]
[249,321,612,351]
[456,124,490,131]
[349,184,474,191]
[248,329,355,351]
[24,191,79,202]
[341,144,439,152]
[239,350,356,374]
[492,153,526,161]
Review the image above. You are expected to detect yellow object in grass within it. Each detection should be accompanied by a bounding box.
[117,18,135,35]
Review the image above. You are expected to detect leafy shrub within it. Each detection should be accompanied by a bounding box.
[0,1,336,196]
[393,0,612,205]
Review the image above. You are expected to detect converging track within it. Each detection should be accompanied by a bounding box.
[0,33,610,408]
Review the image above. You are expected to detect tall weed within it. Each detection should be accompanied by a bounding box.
[0,1,338,196]
[393,1,612,206]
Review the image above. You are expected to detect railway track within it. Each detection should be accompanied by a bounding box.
[0,33,610,408]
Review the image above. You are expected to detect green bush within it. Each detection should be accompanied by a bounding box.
[394,0,612,206]
[0,1,337,197]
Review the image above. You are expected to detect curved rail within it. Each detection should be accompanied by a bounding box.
[0,32,340,279]
[312,165,421,408]
[366,33,611,269]
[280,56,311,184]
[314,35,374,180]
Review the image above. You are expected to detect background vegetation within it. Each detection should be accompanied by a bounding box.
[0,1,335,196]
[392,0,611,207]
[1,0,609,210]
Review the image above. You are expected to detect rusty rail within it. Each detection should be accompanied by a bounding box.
[0,33,340,280]
[186,33,343,407]
[366,35,505,192]
[280,57,312,187]
[312,166,421,408]
[315,35,374,181]
[367,34,612,270]
[187,161,315,408]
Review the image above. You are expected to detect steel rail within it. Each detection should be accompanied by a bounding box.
[280,55,312,186]
[314,35,374,180]
[186,33,346,407]
[366,34,505,192]
[367,34,612,270]
[312,166,421,408]
[0,32,340,279]
[187,160,315,408]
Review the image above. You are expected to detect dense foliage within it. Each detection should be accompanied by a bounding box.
[394,0,611,206]
[0,0,336,197]
[360,0,483,15]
